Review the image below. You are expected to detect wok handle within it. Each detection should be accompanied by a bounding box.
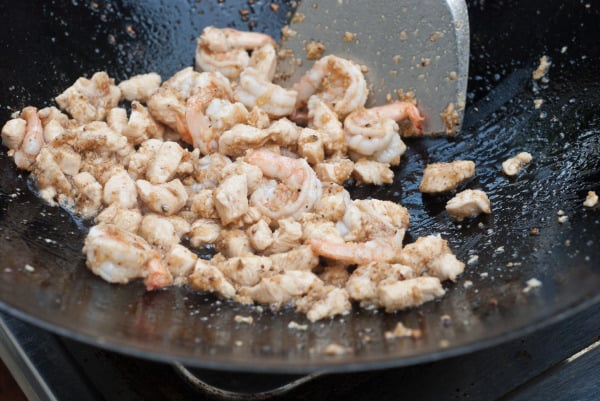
[174,363,323,400]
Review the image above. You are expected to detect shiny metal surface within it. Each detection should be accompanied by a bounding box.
[0,0,598,373]
[276,0,469,134]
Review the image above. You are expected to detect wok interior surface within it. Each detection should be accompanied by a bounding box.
[0,0,598,372]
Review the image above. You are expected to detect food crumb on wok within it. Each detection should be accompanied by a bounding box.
[343,32,356,42]
[384,322,422,340]
[305,41,326,60]
[532,55,551,80]
[1,26,469,322]
[463,280,473,289]
[323,343,351,356]
[583,191,598,208]
[523,278,542,293]
[288,321,308,330]
[558,215,569,224]
[533,98,544,109]
[24,264,35,272]
[446,189,491,222]
[234,315,254,324]
[502,152,533,176]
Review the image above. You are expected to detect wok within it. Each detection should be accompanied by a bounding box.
[0,0,598,373]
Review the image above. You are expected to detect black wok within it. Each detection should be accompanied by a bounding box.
[0,0,598,373]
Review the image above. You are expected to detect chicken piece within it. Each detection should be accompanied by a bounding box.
[502,152,533,176]
[83,224,172,290]
[42,120,66,143]
[217,229,252,258]
[214,174,249,225]
[205,98,249,132]
[295,285,351,321]
[118,72,162,103]
[246,219,274,251]
[138,214,180,251]
[297,128,325,165]
[583,191,598,208]
[268,218,303,254]
[38,106,73,129]
[247,106,271,129]
[189,189,218,219]
[194,153,232,189]
[48,144,81,176]
[300,214,345,242]
[263,118,301,148]
[398,235,465,281]
[307,96,347,155]
[217,254,280,287]
[123,101,165,144]
[164,215,191,239]
[55,71,121,123]
[339,199,410,242]
[189,219,221,247]
[237,270,322,307]
[220,160,263,193]
[313,184,351,222]
[32,147,72,206]
[269,245,319,271]
[175,148,198,180]
[345,262,416,307]
[136,179,188,215]
[146,141,184,184]
[72,172,103,219]
[314,159,354,184]
[419,160,475,194]
[165,244,198,285]
[103,169,138,209]
[61,121,132,158]
[107,107,128,135]
[127,138,163,179]
[319,264,350,288]
[189,259,236,298]
[218,124,271,157]
[446,189,491,221]
[95,204,143,233]
[352,159,394,185]
[1,117,26,150]
[378,277,445,312]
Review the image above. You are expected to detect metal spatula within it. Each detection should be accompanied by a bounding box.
[276,0,469,135]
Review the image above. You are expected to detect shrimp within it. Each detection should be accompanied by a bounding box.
[245,149,322,220]
[294,55,368,117]
[309,234,404,265]
[195,26,275,80]
[14,107,44,171]
[344,101,423,159]
[235,67,298,118]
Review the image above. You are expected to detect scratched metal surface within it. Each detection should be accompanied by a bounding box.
[0,0,598,372]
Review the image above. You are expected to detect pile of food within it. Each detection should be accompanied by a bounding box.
[0,27,487,321]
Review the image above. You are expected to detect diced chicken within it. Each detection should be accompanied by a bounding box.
[136,179,188,215]
[319,264,350,287]
[346,262,416,306]
[308,96,347,155]
[138,214,180,251]
[378,277,445,312]
[107,107,128,135]
[269,245,319,271]
[146,141,184,184]
[214,174,249,225]
[189,259,236,298]
[1,118,26,150]
[398,235,465,281]
[217,254,279,287]
[313,184,351,221]
[118,72,162,103]
[32,147,72,206]
[246,219,274,251]
[314,159,354,184]
[189,219,221,247]
[268,218,303,254]
[217,229,252,257]
[123,101,165,144]
[38,106,72,129]
[83,224,172,290]
[103,170,138,209]
[220,161,263,193]
[127,138,163,179]
[296,285,351,321]
[55,71,121,123]
[446,189,491,221]
[218,124,271,157]
[62,121,132,158]
[72,172,103,219]
[418,160,475,194]
[164,215,191,239]
[583,191,598,208]
[352,159,394,185]
[298,128,325,165]
[43,120,66,143]
[502,152,533,176]
[49,145,81,176]
[193,153,232,189]
[300,214,345,242]
[205,98,249,132]
[95,204,143,233]
[165,244,198,285]
[189,189,218,219]
[263,118,301,148]
[237,270,322,307]
[339,199,410,242]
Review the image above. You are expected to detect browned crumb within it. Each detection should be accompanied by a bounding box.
[234,315,254,324]
[530,227,539,235]
[384,322,422,340]
[583,191,598,208]
[323,343,351,355]
[277,48,294,59]
[239,9,251,16]
[421,58,431,67]
[291,12,305,24]
[429,31,443,42]
[393,55,401,64]
[288,321,308,330]
[281,25,297,39]
[448,71,457,81]
[440,103,460,136]
[399,31,408,40]
[360,65,369,73]
[343,32,357,42]
[532,55,551,80]
[306,41,326,60]
[270,3,279,11]
[534,99,544,109]
[126,25,136,37]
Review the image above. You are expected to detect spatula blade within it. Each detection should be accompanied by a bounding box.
[275,0,469,135]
